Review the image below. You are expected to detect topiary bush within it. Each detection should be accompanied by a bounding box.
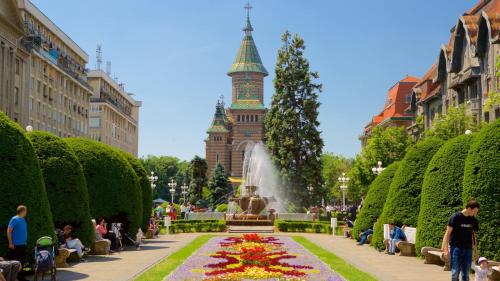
[65,138,142,234]
[372,138,444,250]
[0,112,55,255]
[27,131,94,246]
[462,119,500,260]
[353,162,400,239]
[117,150,149,232]
[416,134,474,255]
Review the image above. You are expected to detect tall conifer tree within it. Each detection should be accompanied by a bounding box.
[265,31,323,207]
[208,162,233,208]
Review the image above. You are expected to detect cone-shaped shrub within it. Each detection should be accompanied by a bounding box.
[372,138,444,250]
[0,112,55,255]
[117,150,149,232]
[353,162,400,239]
[416,134,474,255]
[27,131,94,246]
[65,138,142,233]
[462,119,500,260]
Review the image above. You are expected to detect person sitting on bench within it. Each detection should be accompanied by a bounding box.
[96,218,118,250]
[0,257,21,281]
[387,222,406,255]
[58,225,89,261]
[357,228,373,246]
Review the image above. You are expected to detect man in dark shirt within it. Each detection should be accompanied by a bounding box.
[442,199,480,281]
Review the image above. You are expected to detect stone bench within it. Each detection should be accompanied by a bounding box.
[90,240,110,255]
[421,247,450,271]
[383,225,417,256]
[55,248,77,268]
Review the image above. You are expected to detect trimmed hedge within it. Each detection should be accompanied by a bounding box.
[372,138,444,250]
[275,221,333,234]
[0,112,55,255]
[65,138,142,233]
[353,162,400,239]
[462,120,500,260]
[216,204,228,213]
[169,221,226,233]
[416,135,474,255]
[27,131,94,246]
[118,150,149,232]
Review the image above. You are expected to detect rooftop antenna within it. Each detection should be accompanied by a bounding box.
[106,61,111,76]
[96,44,102,70]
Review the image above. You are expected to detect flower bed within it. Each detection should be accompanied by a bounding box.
[166,234,344,280]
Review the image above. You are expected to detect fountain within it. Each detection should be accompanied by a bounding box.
[225,142,284,226]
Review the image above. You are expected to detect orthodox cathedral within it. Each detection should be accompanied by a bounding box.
[205,4,267,181]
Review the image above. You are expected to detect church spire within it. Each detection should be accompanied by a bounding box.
[227,3,268,76]
[207,98,229,133]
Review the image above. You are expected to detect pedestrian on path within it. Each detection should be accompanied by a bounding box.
[5,205,28,281]
[442,199,480,281]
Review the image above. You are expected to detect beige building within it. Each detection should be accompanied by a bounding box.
[87,70,141,156]
[18,0,93,137]
[0,0,29,124]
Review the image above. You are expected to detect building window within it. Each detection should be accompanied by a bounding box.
[216,153,220,163]
[255,115,258,122]
[14,87,19,105]
[89,117,101,128]
[15,59,20,75]
[237,115,240,122]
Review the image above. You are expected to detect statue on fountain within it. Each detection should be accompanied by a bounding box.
[226,185,276,225]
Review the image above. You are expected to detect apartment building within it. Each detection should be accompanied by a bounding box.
[87,70,141,156]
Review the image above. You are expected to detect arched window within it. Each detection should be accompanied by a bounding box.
[216,153,220,163]
[255,115,258,122]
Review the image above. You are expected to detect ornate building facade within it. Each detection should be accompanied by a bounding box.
[205,8,268,179]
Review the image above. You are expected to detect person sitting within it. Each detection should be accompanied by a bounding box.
[357,228,373,246]
[58,225,89,261]
[148,218,160,238]
[387,222,407,255]
[343,217,354,238]
[0,257,21,281]
[96,218,118,251]
[91,219,111,253]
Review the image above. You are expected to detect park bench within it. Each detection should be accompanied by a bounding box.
[421,247,450,270]
[55,248,77,268]
[90,239,110,255]
[383,225,417,256]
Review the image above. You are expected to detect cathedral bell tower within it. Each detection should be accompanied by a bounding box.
[205,3,268,179]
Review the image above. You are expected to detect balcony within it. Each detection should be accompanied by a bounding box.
[465,98,481,114]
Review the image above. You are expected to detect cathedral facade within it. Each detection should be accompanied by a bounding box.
[205,9,268,180]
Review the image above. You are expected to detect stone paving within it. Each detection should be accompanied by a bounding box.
[26,232,472,281]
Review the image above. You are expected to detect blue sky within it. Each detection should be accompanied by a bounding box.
[32,0,473,160]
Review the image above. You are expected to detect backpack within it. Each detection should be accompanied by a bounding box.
[36,250,53,273]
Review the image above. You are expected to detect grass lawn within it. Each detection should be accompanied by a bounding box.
[133,235,213,281]
[293,236,378,281]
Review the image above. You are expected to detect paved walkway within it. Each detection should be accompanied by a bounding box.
[26,232,469,281]
[28,233,200,281]
[296,233,461,281]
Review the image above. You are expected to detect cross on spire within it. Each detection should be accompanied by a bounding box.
[244,2,252,17]
[219,94,225,107]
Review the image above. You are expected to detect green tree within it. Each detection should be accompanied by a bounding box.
[189,156,208,203]
[119,151,152,232]
[141,155,189,202]
[416,134,474,255]
[372,138,444,250]
[484,55,500,112]
[353,162,400,240]
[265,31,323,207]
[347,126,411,202]
[321,153,353,202]
[425,105,479,141]
[462,119,500,260]
[207,163,233,208]
[0,112,55,255]
[27,131,94,245]
[66,138,142,233]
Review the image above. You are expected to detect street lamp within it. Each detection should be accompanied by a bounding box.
[338,172,350,211]
[168,179,177,204]
[148,171,158,190]
[372,161,385,175]
[307,184,314,205]
[181,183,189,204]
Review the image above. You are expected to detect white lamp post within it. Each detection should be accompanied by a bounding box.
[181,183,189,204]
[148,171,158,190]
[372,161,385,175]
[168,179,177,204]
[307,184,314,205]
[338,172,350,211]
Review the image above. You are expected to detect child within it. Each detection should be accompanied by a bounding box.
[474,257,489,281]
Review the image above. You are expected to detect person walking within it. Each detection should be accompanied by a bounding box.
[6,205,28,281]
[442,199,480,281]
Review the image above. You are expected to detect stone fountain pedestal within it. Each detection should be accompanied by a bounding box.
[225,185,276,227]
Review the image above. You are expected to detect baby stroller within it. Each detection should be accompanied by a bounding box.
[34,236,57,281]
